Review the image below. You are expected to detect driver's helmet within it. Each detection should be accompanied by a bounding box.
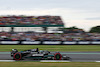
[31,48,39,52]
[12,49,18,52]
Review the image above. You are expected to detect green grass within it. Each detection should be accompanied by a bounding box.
[0,62,100,67]
[0,45,100,52]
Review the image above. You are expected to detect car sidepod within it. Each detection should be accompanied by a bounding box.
[44,55,54,60]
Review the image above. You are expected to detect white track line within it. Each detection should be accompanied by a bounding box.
[0,60,15,62]
[0,60,100,62]
[40,60,70,62]
[95,61,100,62]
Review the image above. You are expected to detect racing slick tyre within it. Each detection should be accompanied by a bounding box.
[54,53,62,60]
[13,53,22,60]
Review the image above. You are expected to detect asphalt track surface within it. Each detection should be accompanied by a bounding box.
[0,52,100,62]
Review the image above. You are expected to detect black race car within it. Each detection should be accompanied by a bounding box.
[11,48,71,60]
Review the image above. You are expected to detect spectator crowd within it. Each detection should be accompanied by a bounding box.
[0,15,99,42]
[0,32,100,41]
[0,16,63,25]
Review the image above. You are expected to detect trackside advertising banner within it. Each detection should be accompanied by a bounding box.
[0,41,19,44]
[91,41,100,44]
[21,41,41,44]
[43,41,61,44]
[63,41,77,44]
[0,41,100,45]
[78,41,91,44]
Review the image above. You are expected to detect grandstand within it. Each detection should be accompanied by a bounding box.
[0,15,64,33]
[0,15,100,45]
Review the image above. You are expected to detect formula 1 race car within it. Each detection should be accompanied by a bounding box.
[11,48,71,60]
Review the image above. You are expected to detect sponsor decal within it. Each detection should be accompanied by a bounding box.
[32,54,44,56]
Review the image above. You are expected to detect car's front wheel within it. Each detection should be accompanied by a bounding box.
[54,53,62,60]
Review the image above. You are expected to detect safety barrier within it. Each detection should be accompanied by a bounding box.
[0,41,100,45]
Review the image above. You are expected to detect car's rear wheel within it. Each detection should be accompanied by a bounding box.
[13,53,22,60]
[54,53,62,60]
